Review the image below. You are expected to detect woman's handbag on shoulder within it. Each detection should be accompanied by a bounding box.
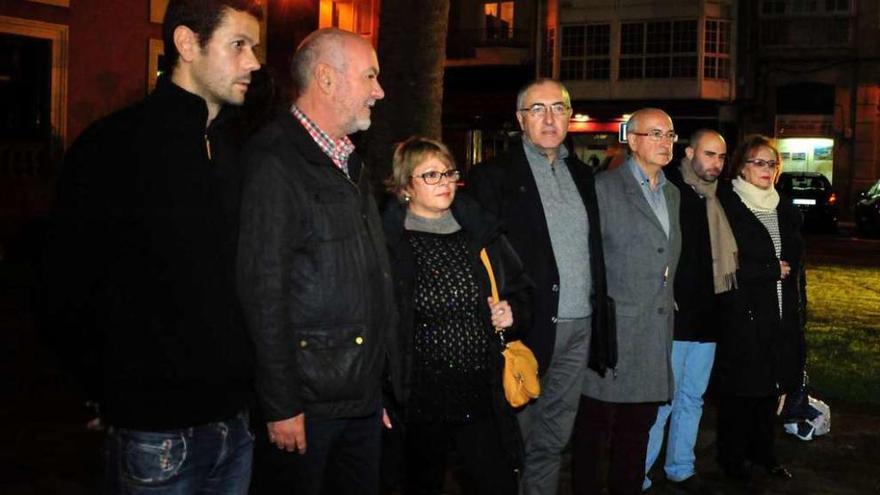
[479,248,540,408]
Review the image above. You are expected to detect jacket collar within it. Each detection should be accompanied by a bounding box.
[149,74,236,134]
[619,157,677,235]
[277,110,363,184]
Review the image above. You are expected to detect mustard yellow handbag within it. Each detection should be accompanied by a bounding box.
[480,248,540,408]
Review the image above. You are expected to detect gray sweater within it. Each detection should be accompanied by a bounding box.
[523,139,591,319]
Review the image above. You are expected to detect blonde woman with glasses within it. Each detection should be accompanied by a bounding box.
[381,136,533,494]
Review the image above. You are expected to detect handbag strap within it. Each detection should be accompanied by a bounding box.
[479,248,505,338]
[479,248,499,303]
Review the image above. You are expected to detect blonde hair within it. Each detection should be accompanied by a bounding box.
[728,134,782,182]
[384,136,456,200]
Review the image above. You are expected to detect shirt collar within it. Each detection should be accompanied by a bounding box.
[290,104,355,171]
[627,158,667,191]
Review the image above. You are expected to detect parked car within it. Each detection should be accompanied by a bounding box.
[776,172,838,233]
[855,178,880,236]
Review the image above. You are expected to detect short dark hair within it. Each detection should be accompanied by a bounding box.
[728,134,781,180]
[688,129,722,149]
[162,0,263,73]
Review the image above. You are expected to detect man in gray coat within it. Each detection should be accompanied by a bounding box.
[571,108,682,495]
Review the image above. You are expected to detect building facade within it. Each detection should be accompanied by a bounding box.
[738,0,880,217]
[545,0,737,168]
[542,0,880,218]
[1,0,163,250]
[444,0,539,168]
[0,0,280,252]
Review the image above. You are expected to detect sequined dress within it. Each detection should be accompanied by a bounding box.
[406,230,494,424]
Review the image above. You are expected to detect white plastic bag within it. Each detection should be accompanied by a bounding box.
[808,396,831,436]
[783,396,830,441]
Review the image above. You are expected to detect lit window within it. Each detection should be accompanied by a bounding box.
[320,0,374,37]
[485,2,515,40]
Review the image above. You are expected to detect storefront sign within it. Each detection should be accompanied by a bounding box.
[775,114,834,138]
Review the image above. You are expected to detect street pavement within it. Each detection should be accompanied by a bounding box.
[804,225,880,267]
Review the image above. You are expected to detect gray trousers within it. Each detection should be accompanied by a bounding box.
[518,317,590,495]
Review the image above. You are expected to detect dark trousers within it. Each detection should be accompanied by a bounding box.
[250,409,383,495]
[716,394,779,470]
[571,396,659,495]
[404,418,517,495]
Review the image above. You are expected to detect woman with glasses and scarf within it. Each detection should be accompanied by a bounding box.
[716,135,805,483]
[381,136,533,494]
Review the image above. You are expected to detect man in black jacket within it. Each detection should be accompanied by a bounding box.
[237,28,397,495]
[467,79,608,495]
[46,1,262,492]
[642,129,734,493]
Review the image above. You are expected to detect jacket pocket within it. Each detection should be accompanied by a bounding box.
[311,186,358,241]
[294,324,368,404]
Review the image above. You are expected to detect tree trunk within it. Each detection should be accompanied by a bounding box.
[361,0,450,191]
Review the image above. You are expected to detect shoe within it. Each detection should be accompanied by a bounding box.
[668,474,715,494]
[766,464,793,480]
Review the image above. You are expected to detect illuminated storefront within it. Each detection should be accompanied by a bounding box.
[775,114,836,183]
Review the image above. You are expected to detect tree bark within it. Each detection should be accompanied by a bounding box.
[361,0,450,191]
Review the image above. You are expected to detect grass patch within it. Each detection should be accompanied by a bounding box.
[804,263,880,404]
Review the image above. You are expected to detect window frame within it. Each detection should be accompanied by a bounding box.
[703,18,732,80]
[619,19,698,80]
[559,23,611,81]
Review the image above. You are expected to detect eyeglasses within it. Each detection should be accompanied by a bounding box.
[518,103,571,118]
[745,158,779,170]
[630,129,679,143]
[412,169,461,185]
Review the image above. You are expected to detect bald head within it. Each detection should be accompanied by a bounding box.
[289,28,384,139]
[290,28,367,92]
[686,129,727,182]
[625,108,672,140]
[625,107,675,172]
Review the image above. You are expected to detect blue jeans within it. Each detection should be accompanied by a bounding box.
[643,341,715,489]
[104,411,253,494]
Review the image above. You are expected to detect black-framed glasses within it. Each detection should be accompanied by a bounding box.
[745,158,779,170]
[412,169,461,185]
[518,102,571,118]
[630,129,679,142]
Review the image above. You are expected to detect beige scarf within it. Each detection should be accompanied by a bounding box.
[680,158,738,293]
[732,177,780,212]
